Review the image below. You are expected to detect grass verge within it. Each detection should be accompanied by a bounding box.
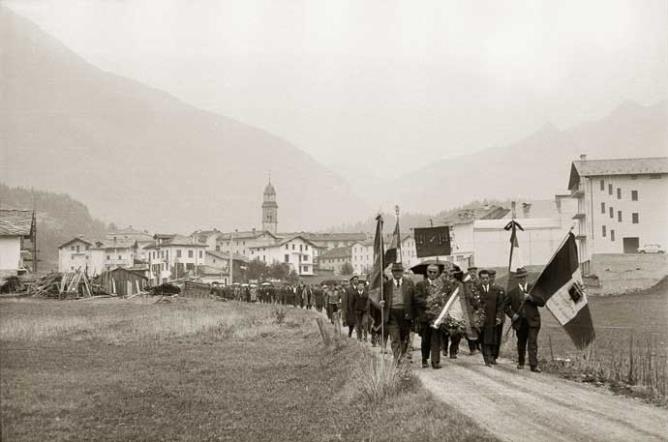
[1,298,496,441]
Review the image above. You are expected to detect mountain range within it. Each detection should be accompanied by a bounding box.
[1,7,666,234]
[0,7,367,233]
[377,99,667,214]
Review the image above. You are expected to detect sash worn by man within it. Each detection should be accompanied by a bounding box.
[381,263,416,361]
[478,269,505,366]
[505,267,545,372]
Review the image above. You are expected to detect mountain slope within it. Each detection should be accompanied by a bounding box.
[0,183,108,268]
[383,100,668,213]
[0,7,366,233]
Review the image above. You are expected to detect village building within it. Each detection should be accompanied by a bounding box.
[248,235,320,276]
[98,267,148,297]
[568,155,668,272]
[262,180,279,235]
[351,239,374,275]
[0,209,36,276]
[319,246,352,275]
[145,235,208,284]
[203,250,248,284]
[58,237,104,275]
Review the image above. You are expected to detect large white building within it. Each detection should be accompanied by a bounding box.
[248,235,320,275]
[568,156,668,272]
[145,235,208,284]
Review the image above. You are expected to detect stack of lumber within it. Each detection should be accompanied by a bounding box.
[27,273,62,297]
[30,270,104,299]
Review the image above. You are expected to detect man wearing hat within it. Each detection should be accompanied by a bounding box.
[381,263,416,361]
[467,266,479,283]
[477,269,505,366]
[505,267,545,372]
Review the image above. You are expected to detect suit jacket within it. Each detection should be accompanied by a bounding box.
[478,283,505,344]
[505,283,544,328]
[381,278,415,324]
[413,280,429,324]
[354,288,370,313]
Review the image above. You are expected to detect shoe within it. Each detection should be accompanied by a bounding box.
[450,354,457,359]
[485,362,492,367]
[491,359,498,365]
[517,364,524,370]
[422,360,429,368]
[530,366,542,373]
[432,363,442,369]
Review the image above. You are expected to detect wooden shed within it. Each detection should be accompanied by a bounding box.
[99,267,148,297]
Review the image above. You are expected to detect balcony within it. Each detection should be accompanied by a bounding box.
[572,213,586,220]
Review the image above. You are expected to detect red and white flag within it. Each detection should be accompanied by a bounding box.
[530,232,596,350]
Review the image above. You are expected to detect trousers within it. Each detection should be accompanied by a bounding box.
[420,323,442,366]
[386,309,411,360]
[516,319,540,367]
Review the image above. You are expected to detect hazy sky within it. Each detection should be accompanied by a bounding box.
[7,0,668,187]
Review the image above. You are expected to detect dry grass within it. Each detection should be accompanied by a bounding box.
[508,285,668,406]
[1,298,497,441]
[352,349,416,403]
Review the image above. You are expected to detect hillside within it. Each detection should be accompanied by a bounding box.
[0,183,108,269]
[380,100,668,214]
[0,7,367,233]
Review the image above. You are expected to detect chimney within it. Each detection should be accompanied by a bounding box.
[580,154,587,161]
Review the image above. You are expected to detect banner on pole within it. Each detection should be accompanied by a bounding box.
[414,226,451,258]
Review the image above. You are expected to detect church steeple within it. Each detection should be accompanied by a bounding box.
[262,177,278,234]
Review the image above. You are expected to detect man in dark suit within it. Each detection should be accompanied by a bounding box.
[489,269,505,360]
[416,263,452,369]
[478,269,505,366]
[505,267,545,372]
[353,279,370,342]
[381,263,416,361]
[343,275,359,338]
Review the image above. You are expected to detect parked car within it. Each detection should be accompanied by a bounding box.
[638,244,665,254]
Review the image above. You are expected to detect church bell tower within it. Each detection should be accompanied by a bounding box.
[262,179,278,234]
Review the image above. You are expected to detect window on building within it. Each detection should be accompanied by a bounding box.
[617,211,622,222]
[305,245,308,251]
[199,250,203,258]
[292,244,296,250]
[215,245,220,251]
[176,249,182,258]
[617,188,621,199]
[118,255,122,260]
[302,266,308,273]
[76,245,80,252]
[285,245,289,250]
[631,190,638,201]
[610,230,615,242]
[71,246,75,251]
[609,207,613,218]
[608,184,613,195]
[284,254,289,263]
[632,213,639,224]
[107,255,111,260]
[299,244,303,251]
[86,245,90,250]
[602,225,606,237]
[601,202,605,214]
[188,250,194,258]
[600,180,604,190]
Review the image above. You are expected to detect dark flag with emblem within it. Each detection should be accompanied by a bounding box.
[414,226,451,258]
[384,216,401,265]
[369,214,385,291]
[530,232,596,350]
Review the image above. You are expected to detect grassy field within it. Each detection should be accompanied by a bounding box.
[501,278,668,405]
[1,298,496,441]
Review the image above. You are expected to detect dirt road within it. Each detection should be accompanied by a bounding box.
[414,352,668,442]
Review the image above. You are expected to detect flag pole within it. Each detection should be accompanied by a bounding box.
[378,214,386,367]
[395,205,402,263]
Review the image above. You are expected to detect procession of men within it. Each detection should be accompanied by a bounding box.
[224,259,545,373]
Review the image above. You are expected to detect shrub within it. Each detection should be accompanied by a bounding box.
[353,350,416,403]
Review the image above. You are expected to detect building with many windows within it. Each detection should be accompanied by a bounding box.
[568,156,668,273]
[248,235,320,276]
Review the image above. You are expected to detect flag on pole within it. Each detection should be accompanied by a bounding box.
[530,232,596,350]
[504,219,525,291]
[369,214,385,291]
[384,215,401,265]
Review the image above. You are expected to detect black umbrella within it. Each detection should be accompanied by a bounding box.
[410,259,449,276]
